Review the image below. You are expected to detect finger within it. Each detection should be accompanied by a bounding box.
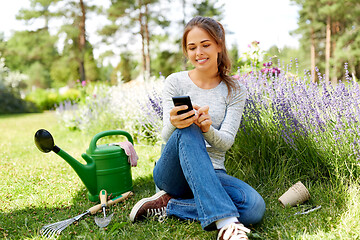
[200,119,212,132]
[177,116,197,129]
[198,105,209,115]
[171,111,197,128]
[171,105,189,116]
[179,110,197,121]
[197,113,210,123]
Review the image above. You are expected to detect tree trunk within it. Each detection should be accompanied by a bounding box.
[182,0,187,70]
[331,21,340,84]
[325,15,331,83]
[310,27,316,83]
[79,0,86,82]
[144,3,151,80]
[139,5,146,78]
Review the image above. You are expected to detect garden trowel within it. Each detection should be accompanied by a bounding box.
[95,189,114,228]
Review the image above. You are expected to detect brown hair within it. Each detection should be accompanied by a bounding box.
[182,16,237,96]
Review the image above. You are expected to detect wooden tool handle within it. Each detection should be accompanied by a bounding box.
[107,191,133,206]
[89,203,102,214]
[88,191,133,215]
[99,189,107,207]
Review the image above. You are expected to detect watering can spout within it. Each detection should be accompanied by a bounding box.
[56,148,97,196]
[34,129,97,196]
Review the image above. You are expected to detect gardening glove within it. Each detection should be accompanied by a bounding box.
[111,141,138,167]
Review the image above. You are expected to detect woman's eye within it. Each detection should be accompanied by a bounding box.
[203,44,210,48]
[189,47,196,51]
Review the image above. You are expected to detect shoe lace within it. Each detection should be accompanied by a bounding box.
[146,206,167,222]
[217,222,251,240]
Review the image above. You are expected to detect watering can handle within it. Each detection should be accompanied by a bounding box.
[89,130,134,153]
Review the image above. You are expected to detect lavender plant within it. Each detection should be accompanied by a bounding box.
[229,62,360,184]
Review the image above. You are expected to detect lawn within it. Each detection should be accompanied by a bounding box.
[1,112,360,239]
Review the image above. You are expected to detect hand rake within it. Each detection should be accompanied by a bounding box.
[40,191,133,238]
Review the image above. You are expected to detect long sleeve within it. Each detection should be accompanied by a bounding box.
[161,74,178,142]
[202,84,247,152]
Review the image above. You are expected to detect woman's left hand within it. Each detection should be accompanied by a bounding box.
[193,105,212,133]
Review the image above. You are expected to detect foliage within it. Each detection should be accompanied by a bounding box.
[0,88,39,114]
[266,45,311,75]
[26,87,81,111]
[0,55,38,114]
[229,62,360,183]
[192,0,225,21]
[57,0,99,83]
[151,50,183,78]
[234,41,282,80]
[102,0,170,78]
[55,79,163,144]
[291,0,360,82]
[235,41,265,74]
[114,52,139,84]
[2,29,59,89]
[16,0,62,29]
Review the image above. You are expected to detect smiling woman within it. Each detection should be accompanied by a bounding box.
[129,16,265,240]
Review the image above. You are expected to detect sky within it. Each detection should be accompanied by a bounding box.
[0,0,300,62]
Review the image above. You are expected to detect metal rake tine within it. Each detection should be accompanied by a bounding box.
[52,220,68,231]
[44,228,55,238]
[47,228,57,238]
[40,227,50,237]
[43,225,60,239]
[57,219,74,231]
[58,221,72,232]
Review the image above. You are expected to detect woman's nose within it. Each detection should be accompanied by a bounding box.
[196,47,203,56]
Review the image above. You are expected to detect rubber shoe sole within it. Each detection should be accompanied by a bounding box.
[129,190,167,222]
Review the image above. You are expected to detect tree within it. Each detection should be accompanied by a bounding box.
[2,30,59,88]
[334,1,360,80]
[114,52,139,83]
[101,0,169,80]
[16,0,62,30]
[291,0,324,82]
[192,0,224,21]
[319,0,349,83]
[291,0,360,82]
[58,0,99,83]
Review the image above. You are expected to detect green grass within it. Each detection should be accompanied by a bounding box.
[1,112,360,239]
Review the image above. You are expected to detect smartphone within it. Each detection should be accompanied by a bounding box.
[172,96,195,118]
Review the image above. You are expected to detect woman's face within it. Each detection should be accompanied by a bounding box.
[186,27,221,73]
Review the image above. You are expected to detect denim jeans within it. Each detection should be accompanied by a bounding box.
[153,124,265,230]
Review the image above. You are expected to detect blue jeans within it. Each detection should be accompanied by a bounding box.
[153,125,265,230]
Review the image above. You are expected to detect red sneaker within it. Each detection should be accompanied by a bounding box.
[129,190,172,222]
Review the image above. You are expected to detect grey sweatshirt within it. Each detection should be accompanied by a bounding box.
[161,71,247,170]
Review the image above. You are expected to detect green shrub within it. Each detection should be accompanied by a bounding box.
[0,88,38,114]
[60,88,81,102]
[26,88,81,110]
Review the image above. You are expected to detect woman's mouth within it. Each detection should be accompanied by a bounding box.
[196,58,208,64]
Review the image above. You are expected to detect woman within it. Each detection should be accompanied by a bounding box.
[130,16,265,240]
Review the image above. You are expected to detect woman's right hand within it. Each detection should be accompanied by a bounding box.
[170,105,198,129]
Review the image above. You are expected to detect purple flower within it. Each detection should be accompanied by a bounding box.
[263,62,273,67]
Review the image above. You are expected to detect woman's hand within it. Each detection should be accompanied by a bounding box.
[170,105,198,129]
[194,105,212,133]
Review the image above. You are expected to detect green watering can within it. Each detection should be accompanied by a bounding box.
[34,129,133,202]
